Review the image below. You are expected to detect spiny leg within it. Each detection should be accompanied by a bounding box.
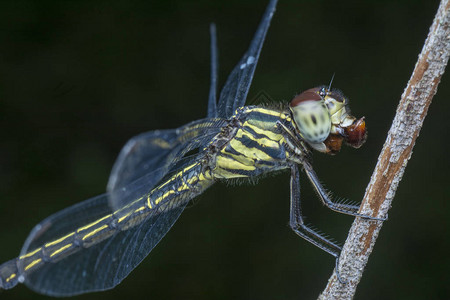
[289,164,346,283]
[302,161,385,221]
[276,120,384,221]
[289,164,341,257]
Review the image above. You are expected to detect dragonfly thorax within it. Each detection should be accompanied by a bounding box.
[211,106,296,179]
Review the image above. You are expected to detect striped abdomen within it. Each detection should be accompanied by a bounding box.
[0,162,213,290]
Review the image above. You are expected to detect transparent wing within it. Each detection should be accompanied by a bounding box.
[107,118,225,210]
[207,23,219,118]
[217,0,277,118]
[15,117,226,296]
[18,154,203,296]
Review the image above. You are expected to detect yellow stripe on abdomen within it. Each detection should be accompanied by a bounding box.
[15,161,214,277]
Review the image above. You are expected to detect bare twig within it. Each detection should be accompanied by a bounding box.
[319,0,450,299]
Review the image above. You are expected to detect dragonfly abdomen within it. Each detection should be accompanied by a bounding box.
[0,161,214,292]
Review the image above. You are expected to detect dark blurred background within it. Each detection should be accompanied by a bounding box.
[0,0,448,299]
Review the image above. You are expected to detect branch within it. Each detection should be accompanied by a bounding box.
[319,0,450,298]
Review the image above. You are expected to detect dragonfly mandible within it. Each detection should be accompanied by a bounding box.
[0,0,381,296]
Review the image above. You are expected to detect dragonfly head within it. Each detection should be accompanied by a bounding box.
[289,86,367,154]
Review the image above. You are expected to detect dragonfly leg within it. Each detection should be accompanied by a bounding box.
[289,164,347,283]
[276,120,385,221]
[302,161,386,221]
[289,164,341,257]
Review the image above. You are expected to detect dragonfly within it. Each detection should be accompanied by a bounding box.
[0,0,381,296]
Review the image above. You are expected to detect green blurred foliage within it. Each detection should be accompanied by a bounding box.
[0,0,448,299]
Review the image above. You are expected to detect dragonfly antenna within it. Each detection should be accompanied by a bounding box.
[328,73,336,90]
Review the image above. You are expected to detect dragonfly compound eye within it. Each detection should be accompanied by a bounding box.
[290,88,331,143]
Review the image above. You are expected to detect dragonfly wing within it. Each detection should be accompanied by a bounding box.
[217,0,277,118]
[18,176,192,296]
[107,118,224,210]
[207,23,219,118]
[14,119,225,296]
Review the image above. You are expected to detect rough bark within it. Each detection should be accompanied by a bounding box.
[319,0,450,299]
